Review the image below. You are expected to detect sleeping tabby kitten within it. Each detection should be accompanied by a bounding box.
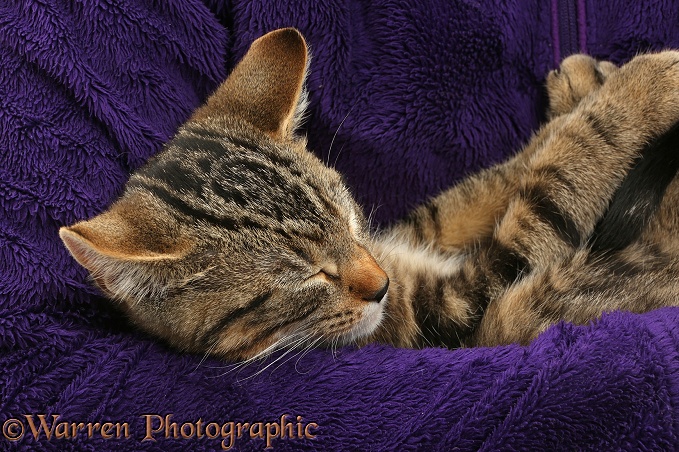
[60,28,679,361]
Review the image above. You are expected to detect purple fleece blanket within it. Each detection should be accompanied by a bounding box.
[2,1,679,450]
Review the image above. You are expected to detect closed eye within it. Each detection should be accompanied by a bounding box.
[321,269,340,281]
[305,268,340,283]
[320,263,339,280]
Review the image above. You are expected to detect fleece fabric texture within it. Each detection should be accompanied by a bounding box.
[2,0,679,450]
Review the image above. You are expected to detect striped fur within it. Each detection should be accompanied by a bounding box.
[373,52,679,348]
[60,29,679,361]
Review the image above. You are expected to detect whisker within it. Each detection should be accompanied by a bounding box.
[330,335,339,360]
[270,334,322,376]
[294,337,323,374]
[366,204,381,233]
[239,334,313,380]
[191,340,219,373]
[331,142,348,169]
[326,101,359,168]
[208,332,304,377]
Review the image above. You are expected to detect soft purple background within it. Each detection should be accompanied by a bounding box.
[2,1,679,450]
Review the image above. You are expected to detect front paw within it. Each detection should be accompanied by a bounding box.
[546,54,618,118]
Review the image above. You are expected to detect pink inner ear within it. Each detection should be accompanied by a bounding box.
[59,226,104,272]
[59,195,194,304]
[188,28,308,139]
[60,212,193,263]
[60,226,138,299]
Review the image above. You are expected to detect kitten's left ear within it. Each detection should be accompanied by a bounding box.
[59,196,193,299]
[189,28,309,140]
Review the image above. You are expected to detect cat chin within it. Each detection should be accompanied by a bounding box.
[342,296,386,344]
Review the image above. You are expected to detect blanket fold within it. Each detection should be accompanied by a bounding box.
[2,0,679,450]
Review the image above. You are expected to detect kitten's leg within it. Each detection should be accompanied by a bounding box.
[472,242,679,346]
[459,51,679,340]
[390,156,532,251]
[478,167,679,346]
[392,55,616,252]
[476,52,679,274]
[375,52,679,349]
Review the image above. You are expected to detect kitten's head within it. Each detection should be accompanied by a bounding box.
[60,28,389,361]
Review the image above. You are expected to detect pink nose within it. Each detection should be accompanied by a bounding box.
[344,245,389,302]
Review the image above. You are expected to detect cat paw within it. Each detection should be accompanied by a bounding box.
[546,54,618,118]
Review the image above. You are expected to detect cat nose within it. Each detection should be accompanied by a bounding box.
[344,244,390,303]
[364,277,389,303]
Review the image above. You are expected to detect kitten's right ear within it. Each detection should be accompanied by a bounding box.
[189,28,309,140]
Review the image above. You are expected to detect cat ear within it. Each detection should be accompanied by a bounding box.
[189,28,309,140]
[59,200,191,299]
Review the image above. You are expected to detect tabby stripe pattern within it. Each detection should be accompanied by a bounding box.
[197,290,274,348]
